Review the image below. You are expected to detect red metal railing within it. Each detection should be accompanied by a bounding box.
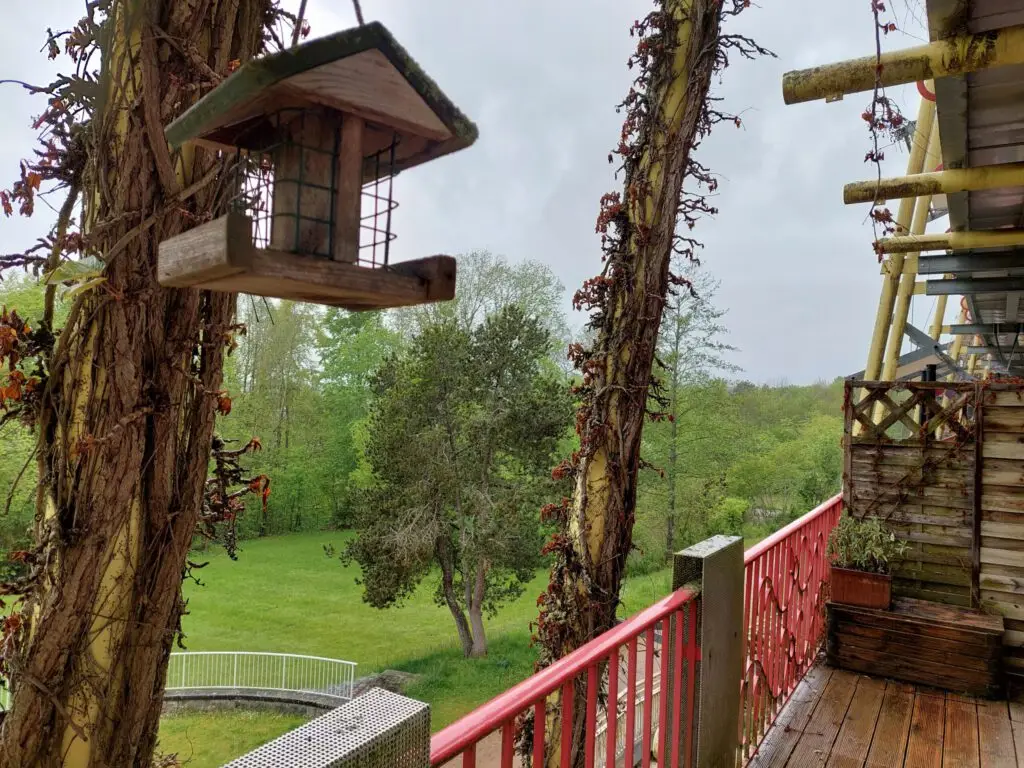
[739,493,842,762]
[430,587,700,768]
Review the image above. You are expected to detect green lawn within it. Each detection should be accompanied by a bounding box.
[158,711,307,768]
[159,531,677,766]
[178,531,672,722]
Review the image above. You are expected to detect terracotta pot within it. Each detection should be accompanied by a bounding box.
[830,566,891,609]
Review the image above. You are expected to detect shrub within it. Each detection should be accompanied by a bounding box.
[826,515,907,575]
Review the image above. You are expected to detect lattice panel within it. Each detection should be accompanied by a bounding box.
[847,381,977,443]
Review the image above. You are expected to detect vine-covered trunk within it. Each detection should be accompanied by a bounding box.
[535,1,731,765]
[0,2,269,765]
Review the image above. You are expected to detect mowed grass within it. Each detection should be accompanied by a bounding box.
[158,711,306,768]
[178,531,672,725]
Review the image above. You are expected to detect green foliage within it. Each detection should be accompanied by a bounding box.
[0,273,71,554]
[709,497,748,536]
[826,515,908,574]
[343,306,572,655]
[158,711,307,768]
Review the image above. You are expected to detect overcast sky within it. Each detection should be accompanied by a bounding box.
[0,1,938,384]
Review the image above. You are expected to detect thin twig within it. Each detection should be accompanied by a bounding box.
[43,183,80,331]
[291,0,309,46]
[4,447,36,517]
[352,0,365,25]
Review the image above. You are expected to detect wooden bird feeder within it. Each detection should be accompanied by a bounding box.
[157,22,477,310]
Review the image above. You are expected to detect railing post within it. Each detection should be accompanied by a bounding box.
[674,534,744,768]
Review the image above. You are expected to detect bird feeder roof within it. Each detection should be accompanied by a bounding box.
[164,21,478,175]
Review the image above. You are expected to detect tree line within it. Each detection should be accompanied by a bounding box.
[0,251,841,655]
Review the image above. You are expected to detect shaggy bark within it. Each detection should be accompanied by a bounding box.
[0,1,271,765]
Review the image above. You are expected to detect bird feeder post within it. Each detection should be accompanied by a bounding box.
[334,115,365,264]
[270,109,341,257]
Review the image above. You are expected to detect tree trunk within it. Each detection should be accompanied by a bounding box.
[467,560,488,658]
[437,536,475,658]
[536,2,728,765]
[0,2,270,766]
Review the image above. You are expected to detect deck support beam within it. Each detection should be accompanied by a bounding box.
[926,277,1024,295]
[844,162,1024,205]
[782,24,1024,104]
[876,229,1024,255]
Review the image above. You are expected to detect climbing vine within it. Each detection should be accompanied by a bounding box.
[865,0,906,257]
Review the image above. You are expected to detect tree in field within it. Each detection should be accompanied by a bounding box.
[0,2,292,764]
[343,306,572,657]
[653,261,738,560]
[316,309,401,526]
[390,250,569,342]
[530,1,770,763]
[226,299,325,537]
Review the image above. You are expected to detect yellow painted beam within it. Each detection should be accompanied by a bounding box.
[844,162,1024,205]
[862,99,936,383]
[881,124,941,385]
[783,24,1024,104]
[913,282,927,295]
[876,228,1024,254]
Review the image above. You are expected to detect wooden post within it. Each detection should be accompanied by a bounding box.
[876,228,1024,254]
[782,24,1024,104]
[844,161,1024,205]
[333,115,364,264]
[673,535,744,768]
[972,386,983,609]
[270,110,339,257]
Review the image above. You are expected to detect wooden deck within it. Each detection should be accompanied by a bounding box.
[750,664,1024,767]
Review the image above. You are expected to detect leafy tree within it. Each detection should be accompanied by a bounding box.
[390,250,568,342]
[343,306,571,657]
[653,262,739,560]
[315,309,401,525]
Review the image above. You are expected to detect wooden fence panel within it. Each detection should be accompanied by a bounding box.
[844,381,1024,687]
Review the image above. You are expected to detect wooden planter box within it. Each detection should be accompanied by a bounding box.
[830,566,891,609]
[827,597,1004,698]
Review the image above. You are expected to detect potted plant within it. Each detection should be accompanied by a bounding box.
[826,514,907,610]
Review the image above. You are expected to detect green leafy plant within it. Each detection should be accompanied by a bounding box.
[827,514,908,575]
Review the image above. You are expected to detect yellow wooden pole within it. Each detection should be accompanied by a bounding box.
[844,161,1024,205]
[876,228,1024,254]
[783,24,1024,104]
[880,124,942,384]
[863,98,936,383]
[946,307,967,370]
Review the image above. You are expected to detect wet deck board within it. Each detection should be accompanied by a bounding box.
[753,664,1023,767]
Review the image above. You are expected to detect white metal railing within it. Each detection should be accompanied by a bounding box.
[165,652,357,701]
[592,631,663,767]
[594,680,661,766]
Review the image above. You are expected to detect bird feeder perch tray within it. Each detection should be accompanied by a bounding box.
[157,21,476,310]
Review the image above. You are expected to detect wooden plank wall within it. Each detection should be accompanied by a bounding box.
[980,389,1024,685]
[847,440,975,607]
